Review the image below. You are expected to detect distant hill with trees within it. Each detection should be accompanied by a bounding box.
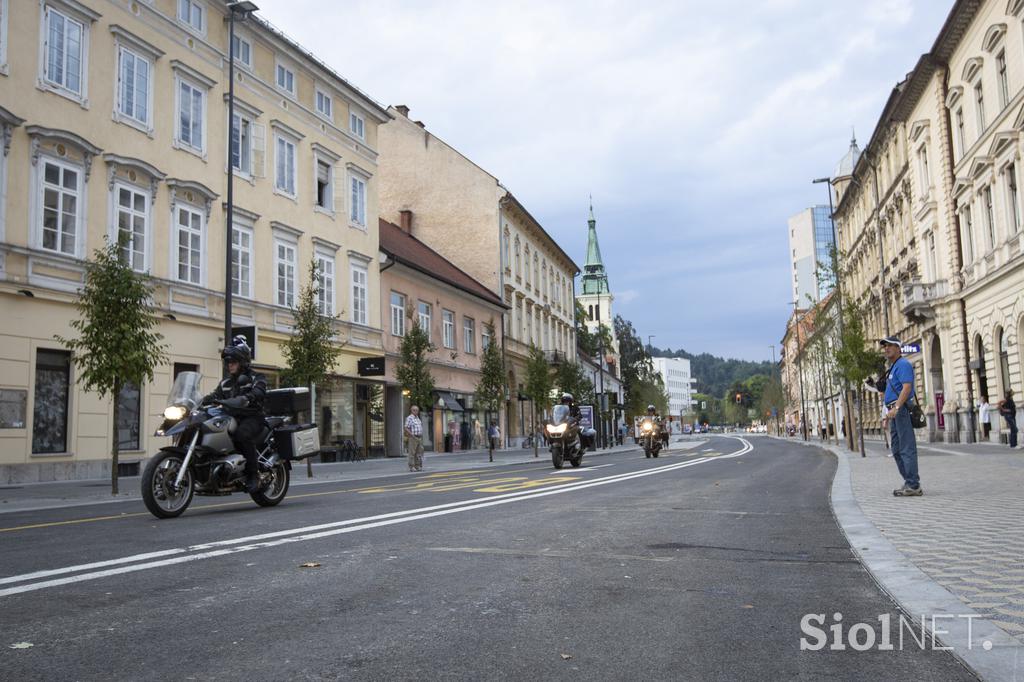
[650,346,773,400]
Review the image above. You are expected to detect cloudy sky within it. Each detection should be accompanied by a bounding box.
[257,0,952,361]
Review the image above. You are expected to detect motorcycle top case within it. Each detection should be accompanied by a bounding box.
[264,387,311,416]
[275,423,320,460]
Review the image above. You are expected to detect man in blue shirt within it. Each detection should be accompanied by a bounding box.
[881,336,922,496]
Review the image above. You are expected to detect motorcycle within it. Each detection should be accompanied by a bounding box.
[545,404,584,469]
[639,417,662,458]
[140,372,318,519]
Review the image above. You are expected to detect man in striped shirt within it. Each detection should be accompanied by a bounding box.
[404,405,424,471]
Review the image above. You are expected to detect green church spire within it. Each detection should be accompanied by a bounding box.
[581,199,609,295]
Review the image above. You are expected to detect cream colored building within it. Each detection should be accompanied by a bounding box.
[0,0,390,481]
[377,106,578,444]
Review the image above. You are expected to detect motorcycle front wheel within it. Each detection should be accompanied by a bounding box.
[141,451,194,519]
[551,444,564,469]
[251,462,290,507]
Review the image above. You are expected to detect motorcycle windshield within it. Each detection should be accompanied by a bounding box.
[551,405,570,424]
[167,371,202,409]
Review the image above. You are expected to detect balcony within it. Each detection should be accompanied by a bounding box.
[901,280,947,320]
[545,350,569,366]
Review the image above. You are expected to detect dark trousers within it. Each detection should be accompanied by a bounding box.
[233,416,265,474]
[982,422,991,439]
[1005,415,1018,448]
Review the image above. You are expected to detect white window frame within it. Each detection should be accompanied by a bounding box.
[40,4,91,105]
[274,132,297,199]
[463,317,475,354]
[390,292,406,337]
[916,144,930,197]
[177,0,205,35]
[115,45,153,132]
[417,301,431,340]
[36,156,84,258]
[1006,162,1021,234]
[231,33,252,70]
[230,111,254,177]
[442,309,455,349]
[275,59,296,98]
[974,81,986,136]
[348,171,367,228]
[315,251,335,316]
[274,236,297,309]
[231,223,253,299]
[481,325,491,350]
[314,154,333,213]
[175,76,206,156]
[982,185,996,250]
[954,108,965,159]
[111,181,151,273]
[350,261,368,326]
[173,203,205,286]
[349,111,365,140]
[962,205,975,264]
[0,0,9,76]
[315,87,332,121]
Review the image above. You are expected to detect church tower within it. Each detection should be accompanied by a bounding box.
[576,200,615,341]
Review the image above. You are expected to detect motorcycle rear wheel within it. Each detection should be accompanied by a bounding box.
[141,451,194,519]
[251,462,290,507]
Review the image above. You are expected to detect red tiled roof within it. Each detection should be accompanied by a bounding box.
[379,219,507,309]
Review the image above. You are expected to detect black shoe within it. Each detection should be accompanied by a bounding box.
[245,471,260,494]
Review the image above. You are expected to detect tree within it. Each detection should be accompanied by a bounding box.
[524,343,553,458]
[395,319,436,420]
[834,301,882,455]
[283,260,344,476]
[554,359,594,407]
[56,236,167,495]
[474,321,505,461]
[759,375,786,432]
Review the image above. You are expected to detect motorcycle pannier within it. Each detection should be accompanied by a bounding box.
[264,387,311,416]
[275,423,321,460]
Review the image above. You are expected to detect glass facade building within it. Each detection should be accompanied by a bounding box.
[812,205,836,299]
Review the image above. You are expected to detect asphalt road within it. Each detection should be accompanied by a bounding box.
[0,436,975,681]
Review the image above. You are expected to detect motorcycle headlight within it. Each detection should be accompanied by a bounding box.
[164,405,187,421]
[642,422,653,432]
[546,423,567,434]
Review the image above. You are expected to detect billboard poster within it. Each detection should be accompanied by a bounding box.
[578,405,594,430]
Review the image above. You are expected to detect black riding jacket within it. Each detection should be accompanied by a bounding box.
[202,368,268,417]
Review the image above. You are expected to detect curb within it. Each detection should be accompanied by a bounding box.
[779,436,1023,681]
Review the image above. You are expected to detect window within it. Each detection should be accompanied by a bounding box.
[533,255,539,289]
[115,184,148,272]
[983,186,996,249]
[926,231,937,280]
[514,238,521,279]
[975,82,985,134]
[418,301,431,339]
[350,262,368,324]
[274,135,296,196]
[231,113,252,175]
[349,174,366,226]
[316,159,332,210]
[275,62,295,96]
[350,111,364,139]
[40,159,81,256]
[275,239,296,308]
[962,205,975,263]
[502,230,510,271]
[43,6,84,96]
[117,47,150,126]
[390,292,406,336]
[916,146,930,196]
[524,247,530,284]
[464,317,475,354]
[481,325,491,350]
[178,0,204,33]
[0,0,9,72]
[177,79,205,152]
[997,51,1009,109]
[117,380,141,451]
[231,34,251,68]
[442,309,455,349]
[955,108,965,157]
[998,328,1011,394]
[231,226,252,298]
[175,205,203,284]
[516,299,524,339]
[315,252,335,316]
[1007,163,1020,234]
[541,262,548,300]
[32,349,71,454]
[316,89,332,119]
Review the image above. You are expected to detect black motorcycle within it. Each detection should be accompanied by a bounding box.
[141,372,318,519]
[546,404,584,469]
[638,417,662,458]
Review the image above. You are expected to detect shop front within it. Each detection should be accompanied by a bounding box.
[316,377,387,459]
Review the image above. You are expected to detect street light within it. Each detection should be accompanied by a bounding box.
[223,1,259,372]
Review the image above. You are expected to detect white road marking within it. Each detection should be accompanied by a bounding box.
[0,438,752,598]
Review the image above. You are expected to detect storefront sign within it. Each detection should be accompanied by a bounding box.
[935,391,945,430]
[901,342,921,355]
[357,356,386,376]
[578,405,594,430]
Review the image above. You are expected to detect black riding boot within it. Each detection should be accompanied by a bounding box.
[239,443,261,493]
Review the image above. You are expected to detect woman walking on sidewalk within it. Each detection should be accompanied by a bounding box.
[998,390,1018,448]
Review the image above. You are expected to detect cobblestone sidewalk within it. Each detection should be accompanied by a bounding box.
[847,441,1024,642]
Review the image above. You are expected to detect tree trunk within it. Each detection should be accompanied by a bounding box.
[307,382,315,478]
[857,389,866,457]
[111,380,121,496]
[532,408,538,458]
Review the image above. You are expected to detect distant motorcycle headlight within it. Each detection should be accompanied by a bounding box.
[642,421,653,432]
[164,405,187,421]
[546,423,567,434]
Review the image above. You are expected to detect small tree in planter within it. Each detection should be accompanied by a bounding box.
[834,301,882,456]
[524,343,554,458]
[56,236,168,495]
[395,318,435,447]
[474,321,505,461]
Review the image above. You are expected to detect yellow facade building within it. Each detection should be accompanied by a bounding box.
[0,0,390,481]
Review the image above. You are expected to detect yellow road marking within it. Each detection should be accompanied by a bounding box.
[474,476,579,493]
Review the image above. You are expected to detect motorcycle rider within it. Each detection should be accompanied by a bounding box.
[202,336,267,493]
[559,393,589,449]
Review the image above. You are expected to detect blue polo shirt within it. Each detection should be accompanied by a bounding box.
[885,357,915,404]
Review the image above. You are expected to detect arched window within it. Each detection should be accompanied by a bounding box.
[588,304,593,320]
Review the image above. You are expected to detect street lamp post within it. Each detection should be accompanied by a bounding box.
[793,301,809,441]
[223,1,259,369]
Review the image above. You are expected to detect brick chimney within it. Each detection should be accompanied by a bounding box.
[394,105,410,117]
[399,210,413,234]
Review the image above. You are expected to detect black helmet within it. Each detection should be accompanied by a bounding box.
[221,335,251,367]
[560,393,574,405]
[647,404,656,414]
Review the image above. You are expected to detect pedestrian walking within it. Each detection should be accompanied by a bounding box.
[488,420,500,451]
[998,390,1018,448]
[880,336,922,496]
[404,405,424,472]
[978,395,992,440]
